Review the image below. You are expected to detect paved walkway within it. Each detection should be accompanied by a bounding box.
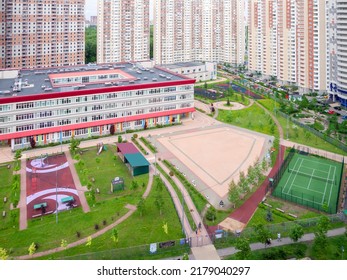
[65,151,90,213]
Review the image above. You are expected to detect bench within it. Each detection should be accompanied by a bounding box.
[275,207,285,213]
[61,196,74,204]
[33,202,47,210]
[263,202,272,208]
[2,211,6,217]
[288,213,298,219]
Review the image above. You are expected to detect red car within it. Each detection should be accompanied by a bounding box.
[328,110,335,115]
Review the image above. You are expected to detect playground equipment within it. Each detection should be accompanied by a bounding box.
[97,143,104,155]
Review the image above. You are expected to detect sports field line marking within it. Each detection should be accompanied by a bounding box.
[321,165,331,205]
[282,157,302,194]
[301,158,336,169]
[307,169,315,190]
[282,192,324,206]
[285,183,325,195]
[286,158,304,195]
[326,165,336,206]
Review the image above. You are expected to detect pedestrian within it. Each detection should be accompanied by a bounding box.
[277,233,281,242]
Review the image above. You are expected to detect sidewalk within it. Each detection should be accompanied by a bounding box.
[217,227,347,258]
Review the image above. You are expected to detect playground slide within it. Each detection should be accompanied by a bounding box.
[97,145,103,155]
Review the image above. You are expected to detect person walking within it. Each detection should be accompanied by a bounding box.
[277,233,281,242]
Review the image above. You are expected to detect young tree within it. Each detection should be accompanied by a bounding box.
[235,237,251,260]
[162,222,169,235]
[61,239,68,250]
[0,248,9,260]
[30,137,36,148]
[28,242,37,256]
[289,224,304,242]
[137,198,146,217]
[111,228,119,244]
[228,180,239,208]
[85,236,92,247]
[154,193,165,216]
[130,180,139,190]
[69,136,80,155]
[254,224,272,247]
[109,124,115,135]
[313,216,330,249]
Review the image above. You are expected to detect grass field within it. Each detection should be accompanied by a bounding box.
[273,153,343,213]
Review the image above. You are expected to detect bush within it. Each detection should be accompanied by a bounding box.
[76,231,81,238]
[205,207,216,221]
[94,224,99,230]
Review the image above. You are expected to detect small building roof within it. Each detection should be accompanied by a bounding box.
[124,153,150,167]
[117,142,139,154]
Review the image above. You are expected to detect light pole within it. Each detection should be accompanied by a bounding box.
[55,165,58,224]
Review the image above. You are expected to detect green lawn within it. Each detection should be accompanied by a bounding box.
[0,164,20,231]
[258,99,347,155]
[217,103,279,137]
[35,176,186,260]
[75,144,148,204]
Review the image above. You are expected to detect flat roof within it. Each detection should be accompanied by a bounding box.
[161,61,205,69]
[124,153,150,167]
[117,143,139,155]
[0,62,191,99]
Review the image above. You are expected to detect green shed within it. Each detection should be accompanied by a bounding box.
[124,153,150,176]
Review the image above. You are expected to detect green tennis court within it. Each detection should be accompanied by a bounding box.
[273,153,343,213]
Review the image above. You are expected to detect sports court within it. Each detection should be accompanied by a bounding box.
[273,153,343,213]
[26,153,81,219]
[157,126,270,200]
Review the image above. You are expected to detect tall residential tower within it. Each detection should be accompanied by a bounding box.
[0,0,85,69]
[97,0,150,63]
[154,0,245,66]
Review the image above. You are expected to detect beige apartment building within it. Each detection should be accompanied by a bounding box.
[0,0,85,69]
[248,0,327,93]
[97,0,150,63]
[154,0,245,66]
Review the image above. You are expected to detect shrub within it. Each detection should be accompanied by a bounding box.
[94,224,99,230]
[76,231,81,238]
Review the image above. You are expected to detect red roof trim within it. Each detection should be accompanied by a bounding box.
[0,107,195,141]
[0,80,195,105]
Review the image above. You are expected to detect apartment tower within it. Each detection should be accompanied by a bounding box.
[248,0,327,93]
[97,0,150,63]
[154,0,245,66]
[0,0,85,69]
[328,0,347,107]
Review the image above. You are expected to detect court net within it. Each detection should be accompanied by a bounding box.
[288,168,335,185]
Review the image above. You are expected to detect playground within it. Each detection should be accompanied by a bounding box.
[26,153,81,219]
[272,152,344,213]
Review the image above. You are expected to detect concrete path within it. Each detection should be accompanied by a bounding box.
[217,226,347,259]
[19,158,27,230]
[65,151,90,213]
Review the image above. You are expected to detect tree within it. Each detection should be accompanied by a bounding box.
[313,216,330,249]
[162,222,169,235]
[61,239,68,250]
[69,136,80,155]
[109,124,115,135]
[85,26,97,63]
[154,193,165,215]
[239,171,249,193]
[14,150,22,170]
[0,248,9,260]
[118,135,123,143]
[111,228,119,244]
[235,237,251,260]
[137,198,146,217]
[228,180,239,208]
[254,224,272,247]
[85,236,92,247]
[130,180,139,190]
[205,207,216,222]
[155,177,164,192]
[30,137,36,148]
[289,224,304,242]
[28,242,37,256]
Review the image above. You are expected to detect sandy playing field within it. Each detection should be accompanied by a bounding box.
[158,126,269,200]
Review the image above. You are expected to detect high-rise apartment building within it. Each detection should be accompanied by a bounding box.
[328,0,347,107]
[248,0,327,93]
[97,0,150,63]
[0,0,85,69]
[154,0,245,66]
